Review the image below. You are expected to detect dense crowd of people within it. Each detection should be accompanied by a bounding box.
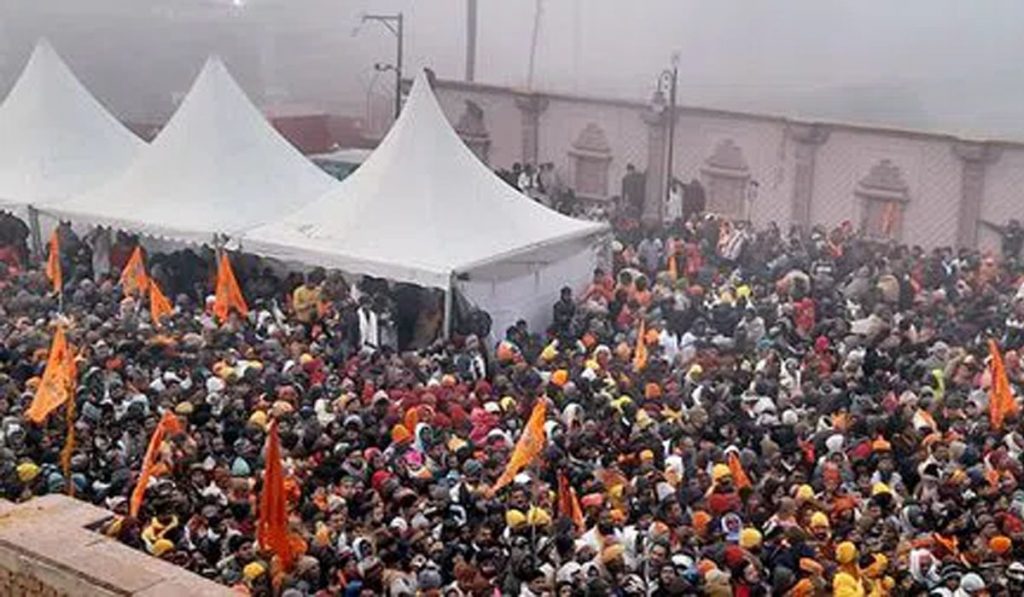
[3,207,1024,596]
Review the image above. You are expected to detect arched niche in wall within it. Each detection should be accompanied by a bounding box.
[700,139,750,218]
[856,159,909,241]
[568,122,612,201]
[454,100,491,165]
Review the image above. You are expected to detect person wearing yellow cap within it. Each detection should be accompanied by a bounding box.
[505,509,527,529]
[550,369,569,387]
[739,528,762,551]
[242,561,267,582]
[16,461,40,484]
[833,541,864,597]
[247,410,267,431]
[808,511,831,543]
[526,506,552,527]
[391,424,412,445]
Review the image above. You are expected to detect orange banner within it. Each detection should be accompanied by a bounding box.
[129,411,184,517]
[25,327,75,424]
[45,230,61,294]
[259,420,296,572]
[214,254,249,322]
[490,400,547,494]
[120,246,149,296]
[149,280,174,327]
[989,339,1019,430]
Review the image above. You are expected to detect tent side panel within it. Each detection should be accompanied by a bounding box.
[457,239,599,346]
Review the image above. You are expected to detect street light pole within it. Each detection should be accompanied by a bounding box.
[654,55,679,224]
[362,13,404,120]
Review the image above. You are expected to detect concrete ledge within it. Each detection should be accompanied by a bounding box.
[0,495,233,597]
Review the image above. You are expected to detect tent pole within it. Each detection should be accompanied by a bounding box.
[27,206,43,262]
[443,278,454,340]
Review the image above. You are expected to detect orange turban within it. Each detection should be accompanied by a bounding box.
[990,535,1012,555]
[391,424,412,444]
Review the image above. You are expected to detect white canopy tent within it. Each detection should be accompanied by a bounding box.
[0,39,143,210]
[48,57,338,245]
[246,71,608,338]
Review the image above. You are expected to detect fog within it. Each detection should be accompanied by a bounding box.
[2,0,1023,139]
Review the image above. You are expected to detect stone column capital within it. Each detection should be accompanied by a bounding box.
[788,123,831,146]
[953,141,1001,165]
[641,108,669,128]
[514,93,549,115]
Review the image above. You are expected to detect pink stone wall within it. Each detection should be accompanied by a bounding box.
[670,113,793,227]
[814,129,962,247]
[539,98,649,198]
[981,147,1024,253]
[434,86,521,169]
[432,79,1024,249]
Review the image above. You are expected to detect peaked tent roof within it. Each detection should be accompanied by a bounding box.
[245,72,606,289]
[51,57,338,243]
[0,39,143,207]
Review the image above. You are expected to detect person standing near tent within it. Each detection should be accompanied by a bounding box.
[357,295,380,350]
[85,226,112,282]
[291,273,322,326]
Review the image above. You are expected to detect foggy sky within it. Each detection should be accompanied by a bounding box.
[2,0,1023,140]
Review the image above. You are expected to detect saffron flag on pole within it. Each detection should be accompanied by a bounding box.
[44,230,61,294]
[214,253,249,323]
[989,339,1019,430]
[149,279,174,327]
[557,472,585,532]
[727,452,752,490]
[25,326,75,424]
[490,400,547,494]
[120,246,148,296]
[258,420,296,573]
[633,319,649,372]
[129,411,184,517]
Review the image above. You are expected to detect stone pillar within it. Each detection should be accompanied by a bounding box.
[641,108,668,226]
[515,94,548,165]
[953,141,1000,248]
[787,123,830,229]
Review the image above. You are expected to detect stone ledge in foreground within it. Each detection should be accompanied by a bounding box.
[0,494,232,597]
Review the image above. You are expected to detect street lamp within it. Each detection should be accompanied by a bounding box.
[357,13,404,120]
[652,53,679,224]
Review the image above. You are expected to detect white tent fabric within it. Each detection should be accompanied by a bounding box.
[49,57,337,244]
[244,71,607,290]
[0,39,143,208]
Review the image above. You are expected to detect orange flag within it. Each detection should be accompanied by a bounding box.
[44,230,62,294]
[149,279,174,327]
[989,339,1019,430]
[214,253,249,323]
[129,411,184,517]
[490,400,547,494]
[881,202,898,237]
[557,472,585,532]
[727,452,752,490]
[633,319,649,372]
[120,246,149,296]
[25,326,76,424]
[258,420,296,572]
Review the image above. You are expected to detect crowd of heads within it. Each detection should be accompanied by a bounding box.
[1,209,1024,596]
